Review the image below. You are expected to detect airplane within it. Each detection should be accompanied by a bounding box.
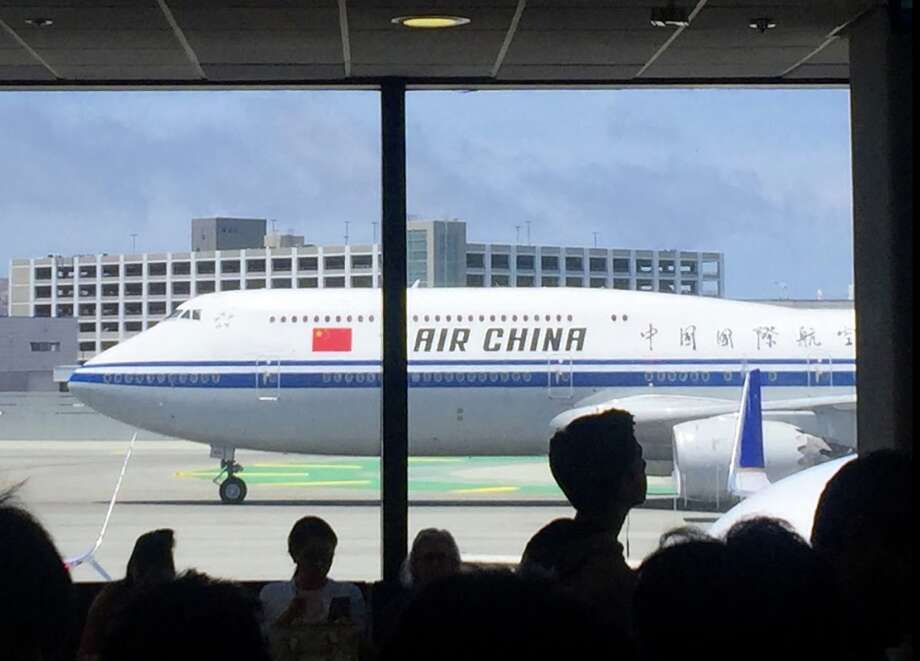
[68,288,857,504]
[710,455,855,540]
[705,367,855,540]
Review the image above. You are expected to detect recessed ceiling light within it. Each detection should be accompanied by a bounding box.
[391,15,471,29]
[25,17,54,27]
[749,17,777,33]
[650,6,690,28]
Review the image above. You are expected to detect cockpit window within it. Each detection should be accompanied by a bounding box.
[165,308,202,322]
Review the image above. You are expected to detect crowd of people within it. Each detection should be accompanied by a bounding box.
[1,409,912,661]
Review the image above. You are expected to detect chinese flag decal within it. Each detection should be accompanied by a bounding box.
[312,328,352,352]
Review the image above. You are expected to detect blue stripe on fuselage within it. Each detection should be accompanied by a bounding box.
[69,368,856,389]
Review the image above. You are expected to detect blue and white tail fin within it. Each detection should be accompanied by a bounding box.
[64,433,136,580]
[727,370,771,498]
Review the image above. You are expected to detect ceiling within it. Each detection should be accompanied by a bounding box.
[0,1,880,86]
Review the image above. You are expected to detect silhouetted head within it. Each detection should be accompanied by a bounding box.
[382,569,631,661]
[126,528,176,587]
[549,409,646,517]
[288,516,337,589]
[0,487,74,661]
[634,528,730,660]
[812,450,913,653]
[404,528,462,588]
[100,570,269,661]
[722,517,841,661]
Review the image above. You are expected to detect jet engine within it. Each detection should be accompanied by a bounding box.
[672,415,831,503]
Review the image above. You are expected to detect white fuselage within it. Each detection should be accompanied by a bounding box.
[69,289,856,462]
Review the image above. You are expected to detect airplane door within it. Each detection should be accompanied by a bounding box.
[547,357,574,399]
[807,355,834,388]
[256,359,282,401]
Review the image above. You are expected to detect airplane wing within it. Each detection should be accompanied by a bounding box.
[550,378,855,501]
[550,391,856,431]
[64,433,137,580]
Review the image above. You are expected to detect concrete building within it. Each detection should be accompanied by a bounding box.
[8,219,723,360]
[191,217,267,252]
[0,317,77,391]
[464,243,722,295]
[264,231,307,249]
[408,219,467,287]
[0,277,8,316]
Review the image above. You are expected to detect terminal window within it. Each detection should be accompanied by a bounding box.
[590,257,607,273]
[352,255,373,270]
[30,341,61,352]
[324,256,346,271]
[565,256,584,272]
[541,256,559,271]
[516,255,535,271]
[466,253,485,269]
[298,257,318,271]
[352,276,373,288]
[491,254,510,270]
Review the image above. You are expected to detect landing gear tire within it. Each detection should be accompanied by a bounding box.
[219,476,248,504]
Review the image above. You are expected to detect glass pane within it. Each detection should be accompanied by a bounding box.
[0,91,382,584]
[406,89,856,574]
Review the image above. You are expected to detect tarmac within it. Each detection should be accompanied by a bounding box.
[0,440,720,582]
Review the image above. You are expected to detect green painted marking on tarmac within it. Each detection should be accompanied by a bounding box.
[175,456,677,497]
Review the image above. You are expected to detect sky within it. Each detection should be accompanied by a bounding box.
[0,88,854,299]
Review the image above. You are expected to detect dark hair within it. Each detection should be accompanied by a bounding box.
[811,450,913,654]
[634,533,729,660]
[382,570,630,661]
[812,450,913,553]
[723,517,841,660]
[126,529,175,585]
[549,409,637,513]
[100,570,269,661]
[288,515,338,558]
[0,488,75,661]
[636,520,841,661]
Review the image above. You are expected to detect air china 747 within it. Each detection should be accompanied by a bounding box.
[68,288,857,504]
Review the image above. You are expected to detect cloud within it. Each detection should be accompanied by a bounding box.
[0,89,853,298]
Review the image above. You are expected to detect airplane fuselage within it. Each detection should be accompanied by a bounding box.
[69,289,856,466]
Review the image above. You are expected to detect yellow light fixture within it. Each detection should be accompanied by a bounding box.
[392,15,471,29]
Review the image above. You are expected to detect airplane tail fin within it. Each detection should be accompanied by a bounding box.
[727,370,771,498]
[64,433,137,580]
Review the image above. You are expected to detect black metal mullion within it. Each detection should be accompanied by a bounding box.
[380,80,409,583]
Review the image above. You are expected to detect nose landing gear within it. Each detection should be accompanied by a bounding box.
[211,446,248,504]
